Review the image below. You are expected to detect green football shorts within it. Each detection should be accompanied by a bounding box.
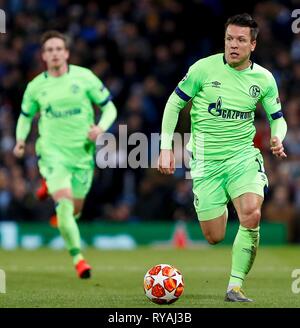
[190,151,268,221]
[38,160,94,199]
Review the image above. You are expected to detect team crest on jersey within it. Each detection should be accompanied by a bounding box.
[249,85,261,98]
[71,84,80,94]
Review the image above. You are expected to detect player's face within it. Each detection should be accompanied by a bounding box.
[225,25,256,69]
[42,38,69,70]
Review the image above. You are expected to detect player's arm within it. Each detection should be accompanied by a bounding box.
[158,91,189,175]
[88,100,117,141]
[269,117,287,158]
[159,62,203,174]
[97,97,117,132]
[14,84,39,158]
[261,74,287,159]
[86,72,117,141]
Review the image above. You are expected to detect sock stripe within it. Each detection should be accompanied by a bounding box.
[69,248,81,257]
[230,274,244,281]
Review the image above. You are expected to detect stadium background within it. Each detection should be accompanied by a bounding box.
[0,0,300,246]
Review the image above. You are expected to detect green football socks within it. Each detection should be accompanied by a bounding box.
[228,225,260,291]
[56,198,83,265]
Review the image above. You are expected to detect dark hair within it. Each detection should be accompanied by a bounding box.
[40,30,70,50]
[225,13,259,41]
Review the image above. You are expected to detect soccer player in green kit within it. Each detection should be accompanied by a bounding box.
[13,31,117,279]
[158,14,287,302]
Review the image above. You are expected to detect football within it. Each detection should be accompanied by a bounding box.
[143,264,184,304]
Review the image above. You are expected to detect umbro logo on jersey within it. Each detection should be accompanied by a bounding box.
[211,81,221,88]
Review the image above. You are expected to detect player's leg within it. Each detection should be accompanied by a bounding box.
[74,199,84,220]
[35,176,57,227]
[225,152,267,302]
[39,162,89,278]
[53,188,92,279]
[72,168,94,219]
[52,188,80,259]
[48,196,85,227]
[199,208,228,245]
[231,193,262,278]
[192,169,229,245]
[224,193,262,302]
[70,168,94,277]
[53,190,91,278]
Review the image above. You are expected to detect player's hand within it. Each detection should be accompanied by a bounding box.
[88,125,103,142]
[270,136,287,159]
[158,149,175,175]
[13,140,25,158]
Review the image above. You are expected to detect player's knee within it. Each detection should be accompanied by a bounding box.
[241,208,261,229]
[52,189,72,202]
[74,200,84,216]
[204,232,224,245]
[74,207,81,216]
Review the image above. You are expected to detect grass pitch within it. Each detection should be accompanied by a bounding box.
[0,246,299,308]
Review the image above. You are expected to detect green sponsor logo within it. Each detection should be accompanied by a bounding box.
[208,97,252,120]
[45,105,81,118]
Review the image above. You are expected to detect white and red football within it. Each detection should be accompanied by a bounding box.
[143,264,184,304]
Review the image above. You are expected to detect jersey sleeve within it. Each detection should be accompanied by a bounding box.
[16,83,39,141]
[21,82,39,117]
[97,101,117,132]
[176,60,206,101]
[260,74,282,120]
[261,74,287,141]
[160,91,187,149]
[86,70,112,107]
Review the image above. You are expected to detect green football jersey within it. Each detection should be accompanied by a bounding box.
[176,53,282,160]
[20,65,111,168]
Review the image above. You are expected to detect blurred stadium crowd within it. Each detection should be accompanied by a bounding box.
[0,0,300,242]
